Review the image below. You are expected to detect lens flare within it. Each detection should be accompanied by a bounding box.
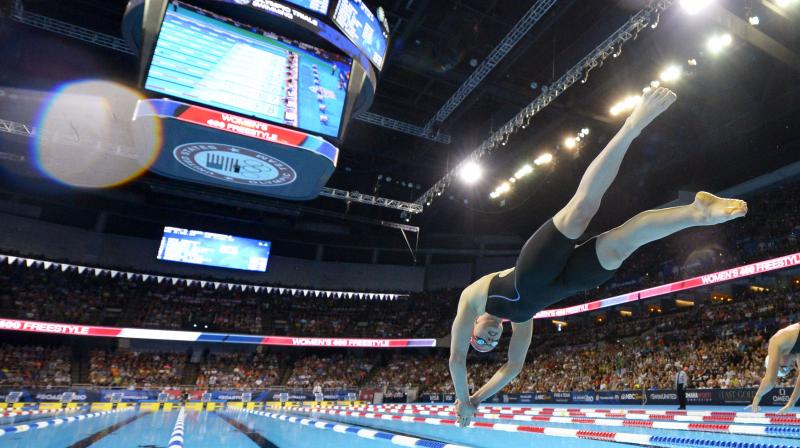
[34,80,161,188]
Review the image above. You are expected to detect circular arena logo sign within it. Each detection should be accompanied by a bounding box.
[173,143,296,187]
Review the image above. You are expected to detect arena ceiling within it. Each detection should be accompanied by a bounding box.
[0,0,798,257]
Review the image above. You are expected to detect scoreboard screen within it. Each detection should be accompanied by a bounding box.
[145,1,352,138]
[332,0,388,70]
[157,226,272,272]
[283,0,329,15]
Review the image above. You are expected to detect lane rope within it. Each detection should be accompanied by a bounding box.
[168,407,186,448]
[0,407,134,437]
[312,405,800,438]
[242,409,471,448]
[281,406,800,448]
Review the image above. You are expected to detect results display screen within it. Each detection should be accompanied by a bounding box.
[157,226,272,272]
[145,1,352,138]
[283,0,329,14]
[332,0,388,70]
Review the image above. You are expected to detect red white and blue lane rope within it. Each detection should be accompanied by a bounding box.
[318,405,800,437]
[168,407,186,448]
[0,408,80,418]
[377,404,800,419]
[244,409,470,448]
[284,406,800,448]
[0,407,134,437]
[356,405,800,425]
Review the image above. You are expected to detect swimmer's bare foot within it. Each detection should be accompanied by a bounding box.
[693,191,748,225]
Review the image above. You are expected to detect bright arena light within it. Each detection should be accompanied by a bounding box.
[610,95,642,116]
[534,153,553,165]
[514,164,534,179]
[680,0,714,15]
[581,128,590,135]
[776,0,794,7]
[564,137,577,149]
[707,33,732,54]
[659,65,682,82]
[458,161,483,184]
[748,16,760,25]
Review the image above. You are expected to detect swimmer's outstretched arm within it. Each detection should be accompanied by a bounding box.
[469,320,533,405]
[449,296,480,408]
[749,335,787,412]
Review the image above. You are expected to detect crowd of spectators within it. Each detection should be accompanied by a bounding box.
[88,350,186,387]
[285,354,374,389]
[195,351,281,389]
[0,345,71,387]
[412,286,800,394]
[0,180,799,394]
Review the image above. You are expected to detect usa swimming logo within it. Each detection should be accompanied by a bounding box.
[174,143,296,187]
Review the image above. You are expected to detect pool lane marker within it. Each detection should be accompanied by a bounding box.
[315,405,800,438]
[0,408,80,419]
[350,405,800,426]
[168,407,186,448]
[244,409,471,448]
[283,406,800,448]
[376,404,800,419]
[0,407,135,437]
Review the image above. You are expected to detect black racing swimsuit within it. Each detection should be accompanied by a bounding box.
[791,329,800,354]
[485,219,618,323]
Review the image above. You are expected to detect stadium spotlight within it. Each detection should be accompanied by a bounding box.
[680,0,714,15]
[748,15,759,25]
[581,128,590,135]
[534,153,553,165]
[707,33,732,54]
[459,161,483,184]
[564,137,577,149]
[515,164,534,178]
[659,65,682,82]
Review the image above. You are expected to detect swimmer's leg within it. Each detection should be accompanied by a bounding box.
[553,88,676,239]
[594,191,747,270]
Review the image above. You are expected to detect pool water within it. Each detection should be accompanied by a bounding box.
[3,404,800,447]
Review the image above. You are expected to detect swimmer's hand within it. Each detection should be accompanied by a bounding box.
[626,86,677,132]
[778,404,794,414]
[455,399,476,428]
[744,402,759,413]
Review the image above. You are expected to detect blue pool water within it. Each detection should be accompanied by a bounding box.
[3,404,800,447]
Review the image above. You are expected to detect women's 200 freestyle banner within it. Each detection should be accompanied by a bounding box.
[0,318,437,348]
[1,251,799,345]
[533,251,800,319]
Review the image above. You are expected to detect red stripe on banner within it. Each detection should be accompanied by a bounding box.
[176,105,309,147]
[0,318,120,337]
[1,318,433,348]
[259,336,419,348]
[534,251,800,319]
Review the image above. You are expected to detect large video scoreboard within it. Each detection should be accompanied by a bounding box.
[145,2,352,138]
[123,0,386,200]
